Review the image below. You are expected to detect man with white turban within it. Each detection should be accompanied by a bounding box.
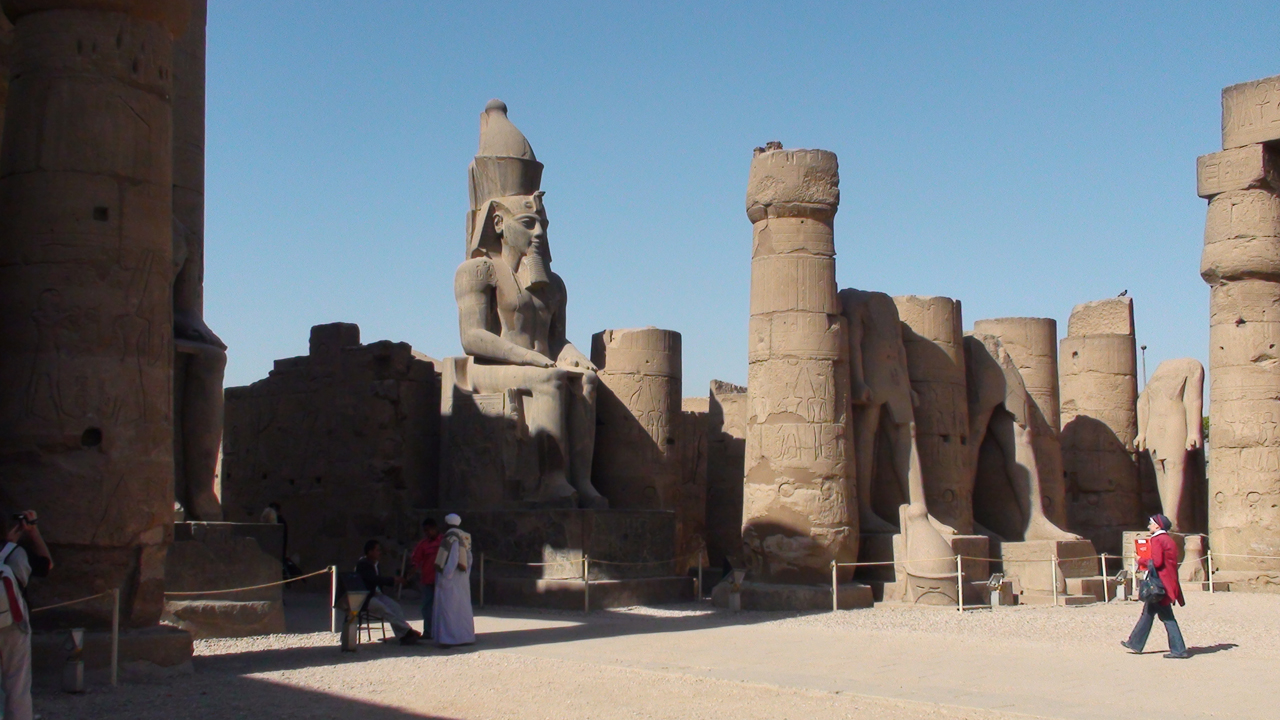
[432,514,475,646]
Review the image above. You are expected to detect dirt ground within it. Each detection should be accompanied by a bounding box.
[31,589,1279,719]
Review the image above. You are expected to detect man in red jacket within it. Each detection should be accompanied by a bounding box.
[1121,514,1188,658]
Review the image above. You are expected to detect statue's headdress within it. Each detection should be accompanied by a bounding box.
[466,99,545,258]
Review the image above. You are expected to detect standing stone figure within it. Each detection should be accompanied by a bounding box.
[172,0,224,521]
[742,144,857,585]
[1136,359,1206,534]
[451,100,605,508]
[841,289,915,532]
[965,333,1078,542]
[1198,77,1280,589]
[0,0,191,626]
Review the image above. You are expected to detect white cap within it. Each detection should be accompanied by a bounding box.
[445,513,462,527]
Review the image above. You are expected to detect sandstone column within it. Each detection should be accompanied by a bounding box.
[0,0,190,626]
[171,0,224,521]
[894,296,972,534]
[1199,75,1280,589]
[591,327,684,514]
[1059,297,1140,553]
[742,144,857,585]
[972,317,1067,527]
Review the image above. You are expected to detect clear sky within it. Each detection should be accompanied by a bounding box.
[205,1,1280,395]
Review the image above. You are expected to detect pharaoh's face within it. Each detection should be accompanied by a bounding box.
[494,206,549,263]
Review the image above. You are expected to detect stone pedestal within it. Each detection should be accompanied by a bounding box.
[0,0,192,628]
[1000,539,1098,600]
[162,522,284,639]
[711,580,873,611]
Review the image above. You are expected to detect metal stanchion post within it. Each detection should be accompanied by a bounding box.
[110,588,119,687]
[1208,550,1215,594]
[583,556,590,614]
[1101,554,1110,602]
[1051,555,1059,607]
[479,553,485,608]
[329,565,338,633]
[956,554,964,613]
[831,561,838,612]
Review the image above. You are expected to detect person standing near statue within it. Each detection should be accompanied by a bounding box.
[1121,514,1188,659]
[0,510,52,720]
[409,518,442,637]
[432,514,474,647]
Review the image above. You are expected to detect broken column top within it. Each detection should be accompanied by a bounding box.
[746,143,839,221]
[2,0,193,35]
[1222,73,1280,149]
[1066,297,1133,337]
[310,322,361,358]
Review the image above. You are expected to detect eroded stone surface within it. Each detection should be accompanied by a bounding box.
[742,145,856,584]
[0,1,191,627]
[1222,73,1280,149]
[1059,297,1140,553]
[1197,144,1280,199]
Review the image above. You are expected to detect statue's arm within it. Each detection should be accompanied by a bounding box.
[1185,365,1205,450]
[548,274,596,371]
[455,260,553,367]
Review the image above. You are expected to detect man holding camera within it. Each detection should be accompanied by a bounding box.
[1,510,52,720]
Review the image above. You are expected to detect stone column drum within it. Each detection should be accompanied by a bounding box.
[972,317,1067,527]
[591,327,682,509]
[0,0,190,626]
[1199,82,1280,589]
[894,296,972,534]
[741,145,857,584]
[1059,298,1140,554]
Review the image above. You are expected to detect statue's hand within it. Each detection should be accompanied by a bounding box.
[558,355,598,372]
[1134,435,1145,452]
[175,310,227,350]
[524,350,556,368]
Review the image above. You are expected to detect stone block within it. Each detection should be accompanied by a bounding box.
[1222,74,1280,149]
[1066,297,1134,337]
[163,522,284,638]
[711,580,873,611]
[483,576,693,611]
[1001,539,1098,594]
[1197,144,1280,198]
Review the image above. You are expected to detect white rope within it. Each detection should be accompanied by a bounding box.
[164,567,332,597]
[30,591,113,614]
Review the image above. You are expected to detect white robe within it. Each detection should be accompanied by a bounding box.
[431,536,474,645]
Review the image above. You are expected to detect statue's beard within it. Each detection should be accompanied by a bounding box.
[520,250,551,290]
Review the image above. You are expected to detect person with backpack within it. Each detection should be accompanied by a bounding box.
[1120,514,1188,659]
[0,510,53,720]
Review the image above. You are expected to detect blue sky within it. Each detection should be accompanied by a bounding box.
[206,1,1280,394]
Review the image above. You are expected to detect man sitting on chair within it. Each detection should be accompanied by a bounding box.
[355,540,421,645]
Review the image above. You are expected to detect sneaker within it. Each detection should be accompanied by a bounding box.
[1119,641,1139,653]
[1163,652,1189,659]
[400,630,421,646]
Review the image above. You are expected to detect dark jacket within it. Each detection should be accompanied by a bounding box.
[355,557,394,596]
[1141,531,1184,606]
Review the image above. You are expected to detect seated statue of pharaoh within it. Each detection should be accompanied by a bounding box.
[449,99,606,509]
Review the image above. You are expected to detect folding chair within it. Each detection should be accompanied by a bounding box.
[334,571,388,651]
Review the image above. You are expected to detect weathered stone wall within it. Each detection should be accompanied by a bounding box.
[894,296,972,534]
[742,145,856,584]
[163,522,284,639]
[704,381,747,568]
[972,317,1067,528]
[221,323,439,574]
[1059,298,1141,553]
[0,1,191,627]
[1199,79,1280,590]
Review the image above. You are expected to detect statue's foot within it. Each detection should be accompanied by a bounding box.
[189,493,224,522]
[860,509,898,534]
[1024,515,1081,542]
[575,484,610,510]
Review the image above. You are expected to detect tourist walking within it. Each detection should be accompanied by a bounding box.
[432,514,475,647]
[409,518,442,637]
[1120,514,1188,659]
[0,510,53,720]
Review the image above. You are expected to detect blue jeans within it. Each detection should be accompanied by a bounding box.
[420,584,435,637]
[1127,601,1186,655]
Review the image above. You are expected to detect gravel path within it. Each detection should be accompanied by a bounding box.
[31,591,1279,719]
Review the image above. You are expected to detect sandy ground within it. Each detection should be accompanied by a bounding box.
[30,589,1280,720]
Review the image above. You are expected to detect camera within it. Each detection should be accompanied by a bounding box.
[11,514,25,523]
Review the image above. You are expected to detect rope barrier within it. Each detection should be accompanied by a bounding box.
[481,552,703,568]
[163,567,332,597]
[29,590,113,614]
[1203,552,1280,560]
